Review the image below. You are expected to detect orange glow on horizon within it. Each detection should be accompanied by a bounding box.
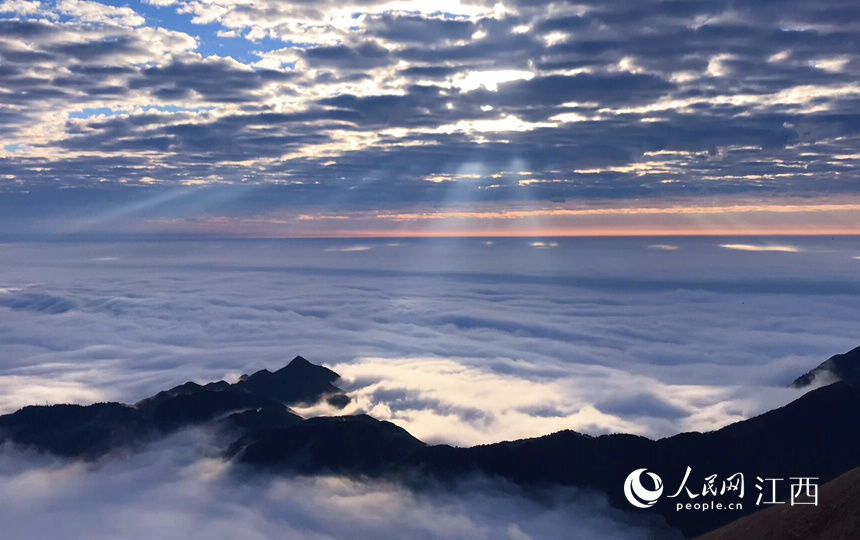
[373,203,860,221]
[148,226,860,239]
[143,199,860,239]
[272,229,860,238]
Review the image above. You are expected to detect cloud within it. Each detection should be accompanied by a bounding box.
[0,290,77,314]
[0,0,859,221]
[0,0,40,15]
[364,14,474,45]
[0,375,107,412]
[719,244,800,252]
[301,42,392,70]
[326,245,373,252]
[0,236,854,537]
[57,0,145,28]
[293,355,802,446]
[1,237,856,445]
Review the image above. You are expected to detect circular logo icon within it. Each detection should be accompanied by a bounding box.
[623,468,663,508]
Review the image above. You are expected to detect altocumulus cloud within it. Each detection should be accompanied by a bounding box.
[0,0,859,231]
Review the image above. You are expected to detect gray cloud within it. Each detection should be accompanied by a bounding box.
[0,0,857,212]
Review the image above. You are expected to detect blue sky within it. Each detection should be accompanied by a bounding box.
[0,0,859,236]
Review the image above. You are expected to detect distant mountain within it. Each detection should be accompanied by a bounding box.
[229,414,426,474]
[0,355,347,457]
[697,466,860,540]
[791,346,860,388]
[1,348,858,538]
[135,380,296,434]
[233,355,346,406]
[233,379,860,537]
[0,402,150,459]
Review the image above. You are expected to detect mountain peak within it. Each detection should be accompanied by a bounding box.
[791,346,860,388]
[288,355,310,366]
[237,356,347,407]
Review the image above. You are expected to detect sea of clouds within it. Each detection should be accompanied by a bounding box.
[0,236,858,538]
[0,429,677,540]
[1,237,858,441]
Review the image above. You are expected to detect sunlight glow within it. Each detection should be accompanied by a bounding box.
[450,70,534,92]
[435,115,556,134]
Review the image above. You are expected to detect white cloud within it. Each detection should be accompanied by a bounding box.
[450,70,535,93]
[155,0,494,47]
[767,50,791,63]
[1,238,855,446]
[0,0,40,14]
[57,0,146,27]
[0,375,108,412]
[326,245,373,252]
[812,57,851,73]
[543,32,568,46]
[706,54,734,77]
[719,244,800,253]
[292,355,802,445]
[435,115,556,134]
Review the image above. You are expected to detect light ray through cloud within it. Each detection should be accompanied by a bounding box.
[0,2,859,538]
[0,0,857,236]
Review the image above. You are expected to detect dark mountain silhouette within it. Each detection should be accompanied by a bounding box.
[1,348,858,538]
[219,404,303,434]
[136,382,291,433]
[229,414,425,474]
[0,402,149,459]
[791,345,860,388]
[0,355,344,457]
[697,466,860,540]
[233,355,347,406]
[233,380,860,537]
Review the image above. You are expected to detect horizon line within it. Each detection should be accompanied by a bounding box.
[5,230,860,241]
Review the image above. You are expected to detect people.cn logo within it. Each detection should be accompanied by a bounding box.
[623,468,664,508]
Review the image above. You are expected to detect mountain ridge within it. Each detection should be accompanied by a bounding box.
[791,345,860,388]
[1,348,858,537]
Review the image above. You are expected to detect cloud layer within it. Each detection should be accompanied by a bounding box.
[0,236,856,537]
[1,237,858,444]
[0,0,858,232]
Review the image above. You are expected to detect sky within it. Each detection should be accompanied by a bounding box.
[1,0,859,237]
